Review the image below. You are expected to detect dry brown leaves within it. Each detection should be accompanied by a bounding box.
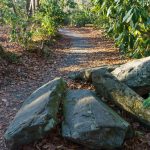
[0,26,149,150]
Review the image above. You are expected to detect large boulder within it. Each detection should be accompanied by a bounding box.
[62,90,132,149]
[4,78,67,149]
[68,64,120,82]
[112,57,150,96]
[92,69,150,127]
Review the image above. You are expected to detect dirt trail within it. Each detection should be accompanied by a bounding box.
[0,27,125,150]
[59,28,93,65]
[57,27,124,73]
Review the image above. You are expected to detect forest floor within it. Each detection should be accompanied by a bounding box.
[0,26,149,150]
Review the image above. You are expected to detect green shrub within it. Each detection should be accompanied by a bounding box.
[92,0,150,58]
[70,11,92,27]
[0,0,68,49]
[0,0,31,47]
[143,96,150,108]
[32,0,66,37]
[67,2,94,27]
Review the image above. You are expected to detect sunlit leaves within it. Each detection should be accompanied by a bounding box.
[123,8,133,23]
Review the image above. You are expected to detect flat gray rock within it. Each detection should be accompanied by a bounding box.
[62,90,132,149]
[4,78,66,149]
[112,56,150,96]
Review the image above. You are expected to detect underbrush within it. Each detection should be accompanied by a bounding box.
[0,0,67,49]
[0,45,19,63]
[69,10,93,27]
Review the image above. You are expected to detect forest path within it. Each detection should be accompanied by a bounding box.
[57,27,124,73]
[58,28,93,71]
[0,27,125,150]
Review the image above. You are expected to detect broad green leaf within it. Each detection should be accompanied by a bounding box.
[126,13,133,23]
[143,97,150,108]
[107,7,112,17]
[123,8,133,23]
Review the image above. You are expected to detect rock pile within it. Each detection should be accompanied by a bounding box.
[4,57,150,150]
[70,56,150,96]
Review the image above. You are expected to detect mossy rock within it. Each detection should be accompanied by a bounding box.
[92,68,150,128]
[4,78,67,149]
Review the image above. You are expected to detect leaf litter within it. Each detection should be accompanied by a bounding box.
[0,26,149,150]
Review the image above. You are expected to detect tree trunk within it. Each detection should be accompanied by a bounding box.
[35,0,39,9]
[27,0,39,15]
[92,68,150,127]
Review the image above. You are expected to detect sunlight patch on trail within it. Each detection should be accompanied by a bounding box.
[58,27,124,73]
